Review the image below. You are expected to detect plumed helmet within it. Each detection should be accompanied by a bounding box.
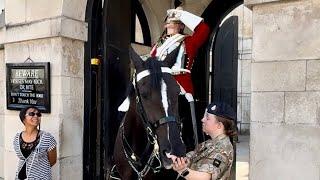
[165,7,183,23]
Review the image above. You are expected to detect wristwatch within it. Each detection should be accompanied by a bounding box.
[180,168,190,178]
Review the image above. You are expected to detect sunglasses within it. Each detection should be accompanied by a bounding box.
[27,112,42,117]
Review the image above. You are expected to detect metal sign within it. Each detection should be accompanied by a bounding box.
[6,62,50,113]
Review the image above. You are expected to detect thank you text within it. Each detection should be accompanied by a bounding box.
[6,63,50,112]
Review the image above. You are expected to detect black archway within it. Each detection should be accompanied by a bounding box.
[84,0,243,179]
[84,0,151,179]
[83,0,104,179]
[192,1,243,180]
[192,0,243,133]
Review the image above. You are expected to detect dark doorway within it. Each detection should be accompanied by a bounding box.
[211,15,239,179]
[84,0,242,179]
[84,0,104,179]
[211,16,238,125]
[192,0,242,135]
[84,0,151,179]
[192,1,242,180]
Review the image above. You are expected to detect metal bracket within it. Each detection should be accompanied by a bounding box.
[24,57,34,63]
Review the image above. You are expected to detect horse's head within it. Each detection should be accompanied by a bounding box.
[129,46,186,169]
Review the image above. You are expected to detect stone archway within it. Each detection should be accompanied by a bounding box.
[1,0,88,179]
[62,0,88,22]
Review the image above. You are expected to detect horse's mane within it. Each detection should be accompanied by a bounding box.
[144,58,163,91]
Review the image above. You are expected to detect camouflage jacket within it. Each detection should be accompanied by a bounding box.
[186,134,234,180]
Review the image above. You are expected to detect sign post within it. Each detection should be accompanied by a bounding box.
[6,62,51,113]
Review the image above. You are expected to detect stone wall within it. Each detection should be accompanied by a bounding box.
[2,37,84,180]
[4,0,320,179]
[0,0,87,179]
[0,49,4,180]
[0,0,3,11]
[246,0,320,179]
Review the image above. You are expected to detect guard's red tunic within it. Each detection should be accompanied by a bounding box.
[171,22,210,94]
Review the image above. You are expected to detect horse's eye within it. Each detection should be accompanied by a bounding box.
[141,92,150,99]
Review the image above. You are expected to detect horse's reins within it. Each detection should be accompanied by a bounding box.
[120,67,178,179]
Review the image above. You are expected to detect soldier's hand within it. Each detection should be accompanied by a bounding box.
[173,157,188,174]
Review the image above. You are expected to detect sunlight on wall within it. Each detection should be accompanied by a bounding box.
[0,0,3,11]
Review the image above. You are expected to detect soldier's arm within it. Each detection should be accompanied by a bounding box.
[173,158,211,180]
[182,168,211,180]
[186,22,210,51]
[175,155,229,180]
[210,153,229,180]
[186,150,195,159]
[170,9,211,51]
[190,152,230,179]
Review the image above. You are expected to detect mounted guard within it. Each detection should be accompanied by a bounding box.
[150,7,211,146]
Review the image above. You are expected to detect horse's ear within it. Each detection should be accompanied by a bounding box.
[129,46,144,71]
[162,45,180,68]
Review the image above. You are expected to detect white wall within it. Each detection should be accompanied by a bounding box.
[246,0,320,179]
[0,49,4,180]
[1,0,87,179]
[0,0,4,11]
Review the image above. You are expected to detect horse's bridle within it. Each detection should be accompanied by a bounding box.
[134,68,178,129]
[120,67,179,179]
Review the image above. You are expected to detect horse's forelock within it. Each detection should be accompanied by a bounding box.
[145,58,163,91]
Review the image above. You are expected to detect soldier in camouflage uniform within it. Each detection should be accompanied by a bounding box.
[170,102,236,180]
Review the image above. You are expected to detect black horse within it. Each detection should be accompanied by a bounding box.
[113,47,186,180]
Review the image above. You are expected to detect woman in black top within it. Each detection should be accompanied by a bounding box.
[13,106,57,179]
[18,129,41,179]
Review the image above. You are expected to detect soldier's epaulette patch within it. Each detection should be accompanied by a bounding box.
[213,158,222,168]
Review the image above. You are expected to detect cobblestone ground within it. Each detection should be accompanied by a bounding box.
[236,135,249,180]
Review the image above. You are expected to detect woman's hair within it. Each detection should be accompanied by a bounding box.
[216,116,237,137]
[19,106,41,124]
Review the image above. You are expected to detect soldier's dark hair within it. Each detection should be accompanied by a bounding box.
[19,106,41,124]
[216,116,237,137]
